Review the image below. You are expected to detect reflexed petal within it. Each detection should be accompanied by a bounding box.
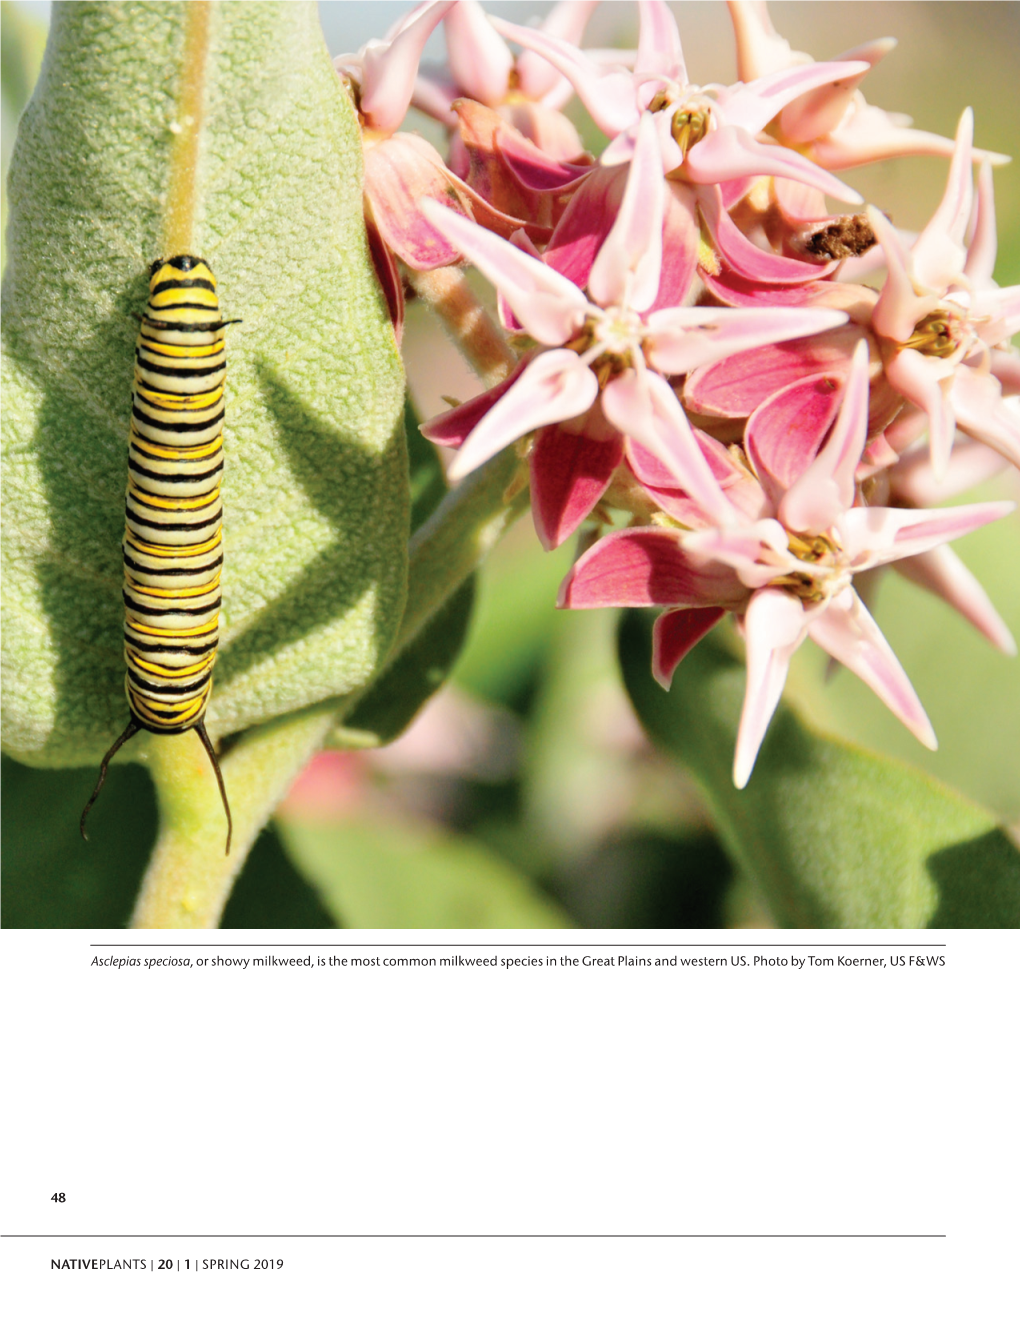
[588,114,664,313]
[558,527,745,609]
[530,426,624,550]
[745,373,845,510]
[645,303,847,376]
[544,164,629,292]
[652,607,725,688]
[444,0,514,107]
[602,370,735,524]
[780,339,869,532]
[734,588,808,788]
[448,350,599,480]
[420,199,591,343]
[839,501,1015,570]
[699,186,837,285]
[421,356,533,447]
[893,545,1017,656]
[651,183,699,310]
[806,589,937,749]
[366,136,550,269]
[684,322,866,419]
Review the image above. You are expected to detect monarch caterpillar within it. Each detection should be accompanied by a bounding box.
[80,254,238,853]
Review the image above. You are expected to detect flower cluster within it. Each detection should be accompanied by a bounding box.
[338,0,1018,787]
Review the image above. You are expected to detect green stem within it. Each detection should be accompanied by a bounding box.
[131,447,531,929]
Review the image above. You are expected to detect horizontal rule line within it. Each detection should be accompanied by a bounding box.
[88,944,948,949]
[5,1234,948,1240]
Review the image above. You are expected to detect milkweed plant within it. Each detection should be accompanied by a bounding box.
[2,0,1019,929]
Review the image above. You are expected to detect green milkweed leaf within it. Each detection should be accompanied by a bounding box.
[1,1,408,768]
[276,815,573,929]
[619,612,1020,929]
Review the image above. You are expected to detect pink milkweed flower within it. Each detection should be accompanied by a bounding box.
[489,0,867,204]
[335,0,556,335]
[559,342,1014,787]
[726,0,1010,174]
[419,115,848,543]
[869,111,1020,479]
[414,0,600,162]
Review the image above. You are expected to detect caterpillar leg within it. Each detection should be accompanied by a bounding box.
[80,720,141,841]
[196,719,233,856]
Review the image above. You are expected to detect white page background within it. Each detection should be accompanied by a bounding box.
[2,928,1014,1317]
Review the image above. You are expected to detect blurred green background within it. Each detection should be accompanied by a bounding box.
[3,2,1018,928]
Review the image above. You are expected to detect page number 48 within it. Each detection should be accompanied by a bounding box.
[51,1193,66,1203]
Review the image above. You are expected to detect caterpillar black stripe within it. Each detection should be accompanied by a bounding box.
[81,255,239,854]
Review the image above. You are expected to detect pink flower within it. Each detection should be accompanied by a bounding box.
[335,0,559,335]
[490,0,868,202]
[420,115,847,544]
[560,343,1014,786]
[726,0,1010,173]
[414,0,599,162]
[869,111,1020,477]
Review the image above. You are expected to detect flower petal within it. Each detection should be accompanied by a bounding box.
[517,0,602,103]
[699,185,837,285]
[839,501,1015,570]
[601,370,735,524]
[883,347,956,478]
[530,426,624,550]
[734,588,808,788]
[745,373,845,509]
[683,520,795,591]
[806,589,936,749]
[421,355,533,447]
[950,367,1020,469]
[635,0,688,83]
[356,1,455,133]
[652,607,725,688]
[448,350,599,480]
[911,108,973,292]
[893,545,1016,656]
[444,0,514,107]
[490,15,640,138]
[867,206,940,342]
[720,59,871,136]
[420,199,591,344]
[558,527,745,609]
[777,38,891,143]
[645,303,847,376]
[588,114,664,313]
[686,125,863,205]
[779,339,869,532]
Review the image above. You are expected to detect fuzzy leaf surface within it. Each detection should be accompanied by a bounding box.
[1,1,407,766]
[620,613,1020,928]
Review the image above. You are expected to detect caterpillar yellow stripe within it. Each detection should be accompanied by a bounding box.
[81,255,239,854]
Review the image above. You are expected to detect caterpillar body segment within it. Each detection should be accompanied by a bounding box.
[81,255,237,854]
